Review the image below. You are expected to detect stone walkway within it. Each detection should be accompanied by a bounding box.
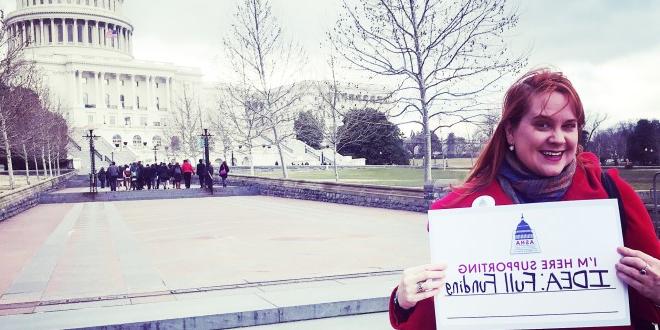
[0,195,428,328]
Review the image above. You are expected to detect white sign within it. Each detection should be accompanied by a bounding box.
[429,199,630,330]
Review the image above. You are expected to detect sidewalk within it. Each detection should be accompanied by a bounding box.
[0,195,428,328]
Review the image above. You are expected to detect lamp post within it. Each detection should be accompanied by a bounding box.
[200,129,213,166]
[152,145,158,163]
[83,129,99,193]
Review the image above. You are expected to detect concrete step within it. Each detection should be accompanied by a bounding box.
[40,186,259,204]
[0,272,398,330]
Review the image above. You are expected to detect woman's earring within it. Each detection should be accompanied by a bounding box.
[508,144,515,152]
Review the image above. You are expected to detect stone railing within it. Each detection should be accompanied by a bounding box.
[229,174,446,212]
[0,171,77,222]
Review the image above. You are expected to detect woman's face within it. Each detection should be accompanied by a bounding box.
[506,91,579,177]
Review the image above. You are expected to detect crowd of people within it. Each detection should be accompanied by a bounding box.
[96,159,230,191]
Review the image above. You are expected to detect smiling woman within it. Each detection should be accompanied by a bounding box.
[389,68,660,330]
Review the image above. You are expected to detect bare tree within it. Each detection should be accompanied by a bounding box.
[223,0,307,178]
[583,112,608,150]
[332,0,525,184]
[0,9,38,188]
[167,84,203,161]
[221,87,267,175]
[208,95,236,163]
[316,54,393,181]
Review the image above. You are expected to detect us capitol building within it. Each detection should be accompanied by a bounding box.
[6,0,375,170]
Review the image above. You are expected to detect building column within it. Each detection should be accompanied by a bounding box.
[73,19,78,44]
[115,73,121,108]
[19,22,25,46]
[146,76,152,110]
[78,71,84,108]
[82,20,87,45]
[40,19,45,45]
[165,77,171,111]
[130,75,136,109]
[94,71,100,108]
[71,71,78,109]
[100,72,107,110]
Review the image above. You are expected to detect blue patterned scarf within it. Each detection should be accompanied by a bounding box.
[497,152,576,204]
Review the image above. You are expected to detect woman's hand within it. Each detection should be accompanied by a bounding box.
[396,263,447,310]
[616,246,660,305]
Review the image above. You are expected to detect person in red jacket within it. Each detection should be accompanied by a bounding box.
[390,69,660,329]
[181,159,195,189]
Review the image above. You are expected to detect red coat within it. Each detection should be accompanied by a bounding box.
[181,162,194,174]
[389,152,660,329]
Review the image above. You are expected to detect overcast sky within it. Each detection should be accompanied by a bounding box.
[1,0,659,129]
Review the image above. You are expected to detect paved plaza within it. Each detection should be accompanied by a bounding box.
[0,194,428,328]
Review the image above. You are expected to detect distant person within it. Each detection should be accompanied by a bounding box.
[123,165,131,191]
[389,69,660,329]
[219,160,230,188]
[158,162,169,189]
[98,167,106,189]
[143,163,152,190]
[206,162,214,193]
[196,159,206,189]
[107,162,119,191]
[149,163,158,189]
[173,162,182,189]
[181,159,194,189]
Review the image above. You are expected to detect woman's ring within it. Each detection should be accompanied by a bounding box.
[416,282,425,293]
[640,263,649,275]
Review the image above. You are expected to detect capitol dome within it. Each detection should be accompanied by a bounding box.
[5,0,134,60]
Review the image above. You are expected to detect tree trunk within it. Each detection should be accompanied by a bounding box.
[34,153,40,180]
[333,145,338,182]
[1,126,15,189]
[41,146,48,178]
[23,144,30,185]
[56,151,61,175]
[47,143,53,177]
[248,147,255,176]
[272,127,288,179]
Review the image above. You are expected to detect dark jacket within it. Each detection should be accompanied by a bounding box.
[197,162,206,176]
[219,162,230,178]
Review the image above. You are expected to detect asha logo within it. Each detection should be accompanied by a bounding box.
[510,214,541,254]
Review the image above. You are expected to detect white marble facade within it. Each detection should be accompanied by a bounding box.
[5,0,369,168]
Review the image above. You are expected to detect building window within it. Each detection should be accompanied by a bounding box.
[112,134,121,145]
[132,135,142,147]
[105,93,110,107]
[155,82,159,89]
[105,79,109,85]
[119,94,125,108]
[156,97,160,110]
[136,81,139,87]
[121,80,125,86]
[83,92,88,106]
[153,122,161,127]
[124,116,131,126]
[136,96,140,109]
[152,136,162,146]
[109,116,116,126]
[82,77,87,84]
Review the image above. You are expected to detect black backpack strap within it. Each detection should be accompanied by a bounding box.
[601,171,626,235]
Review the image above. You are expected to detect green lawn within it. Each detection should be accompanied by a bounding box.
[612,168,660,191]
[256,167,469,188]
[255,166,660,191]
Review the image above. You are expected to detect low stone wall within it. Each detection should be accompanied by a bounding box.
[0,172,77,222]
[230,174,446,212]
